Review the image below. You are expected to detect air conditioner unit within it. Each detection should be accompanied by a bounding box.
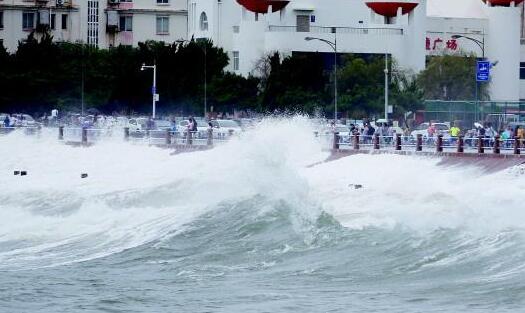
[108,0,120,5]
[106,10,119,32]
[39,10,50,25]
[56,0,64,6]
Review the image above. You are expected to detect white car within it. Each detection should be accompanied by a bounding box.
[209,119,242,137]
[411,123,450,140]
[128,117,148,131]
[11,114,39,127]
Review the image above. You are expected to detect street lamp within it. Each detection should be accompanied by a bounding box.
[452,34,486,121]
[451,35,485,58]
[305,34,338,121]
[141,63,157,119]
[177,39,207,119]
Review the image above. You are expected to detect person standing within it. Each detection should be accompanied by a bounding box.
[3,114,10,128]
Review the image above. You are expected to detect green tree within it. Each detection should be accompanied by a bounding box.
[417,53,489,101]
[261,52,329,113]
[337,55,385,118]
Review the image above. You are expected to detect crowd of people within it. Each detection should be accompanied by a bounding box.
[334,120,525,148]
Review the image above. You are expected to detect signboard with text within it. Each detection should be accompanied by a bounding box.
[476,61,490,82]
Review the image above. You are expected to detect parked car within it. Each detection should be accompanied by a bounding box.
[11,114,39,128]
[411,122,450,140]
[209,119,243,137]
[148,120,174,139]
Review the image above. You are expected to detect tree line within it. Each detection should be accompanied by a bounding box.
[0,32,485,118]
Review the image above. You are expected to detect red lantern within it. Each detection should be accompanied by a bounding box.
[365,1,419,17]
[236,0,290,14]
[482,0,524,6]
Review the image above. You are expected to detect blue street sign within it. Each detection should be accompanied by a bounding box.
[476,61,490,82]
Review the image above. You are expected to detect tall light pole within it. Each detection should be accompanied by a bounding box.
[141,63,157,119]
[384,53,389,120]
[177,39,207,118]
[451,34,485,122]
[305,32,338,121]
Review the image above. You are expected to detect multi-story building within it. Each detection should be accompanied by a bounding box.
[0,0,187,50]
[189,0,525,102]
[1,0,525,102]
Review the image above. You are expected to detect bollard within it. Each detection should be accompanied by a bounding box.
[165,129,172,145]
[124,127,130,141]
[493,135,500,154]
[373,134,380,150]
[58,126,64,140]
[477,136,484,154]
[514,137,521,155]
[416,134,423,152]
[82,128,88,144]
[353,133,360,150]
[186,131,193,145]
[436,135,443,153]
[333,132,340,151]
[395,134,402,151]
[207,129,213,146]
[457,135,464,153]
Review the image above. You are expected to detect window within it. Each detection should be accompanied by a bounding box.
[233,51,239,71]
[0,11,3,29]
[51,13,56,30]
[119,16,133,31]
[87,1,98,46]
[296,15,310,32]
[23,12,35,30]
[157,0,169,4]
[200,12,208,31]
[61,14,68,30]
[156,16,169,34]
[520,62,525,80]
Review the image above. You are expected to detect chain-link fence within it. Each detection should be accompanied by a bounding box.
[420,100,525,129]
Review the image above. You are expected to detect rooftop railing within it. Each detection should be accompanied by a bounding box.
[267,25,404,36]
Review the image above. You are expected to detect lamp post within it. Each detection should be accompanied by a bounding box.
[141,63,157,119]
[177,39,207,119]
[384,53,389,120]
[305,32,338,121]
[451,34,485,122]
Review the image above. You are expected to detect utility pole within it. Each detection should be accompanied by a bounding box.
[384,53,389,120]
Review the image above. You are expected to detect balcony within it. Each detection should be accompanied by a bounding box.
[267,25,404,36]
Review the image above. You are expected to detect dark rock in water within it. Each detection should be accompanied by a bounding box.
[14,171,20,176]
[348,184,363,190]
[20,171,27,176]
[81,173,88,179]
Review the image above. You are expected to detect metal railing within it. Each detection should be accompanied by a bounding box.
[329,132,524,156]
[267,25,404,36]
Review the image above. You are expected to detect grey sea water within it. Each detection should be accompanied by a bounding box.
[1,119,525,312]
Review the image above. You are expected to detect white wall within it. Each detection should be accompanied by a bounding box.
[485,4,521,101]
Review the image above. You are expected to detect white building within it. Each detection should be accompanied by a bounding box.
[189,0,525,102]
[1,0,525,102]
[0,0,187,50]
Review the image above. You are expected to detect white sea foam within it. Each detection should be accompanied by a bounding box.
[1,117,524,270]
[0,117,326,269]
